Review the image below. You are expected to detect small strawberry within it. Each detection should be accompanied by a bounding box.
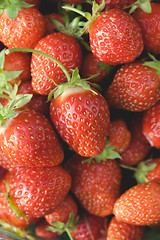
[142,101,160,149]
[65,153,121,217]
[107,216,144,240]
[6,166,71,219]
[35,218,60,239]
[31,32,83,95]
[105,58,160,112]
[113,181,160,225]
[0,1,45,49]
[132,2,160,55]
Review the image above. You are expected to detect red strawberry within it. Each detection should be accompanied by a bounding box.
[45,195,78,226]
[0,108,64,167]
[35,218,60,239]
[113,182,160,225]
[65,154,121,216]
[105,60,160,112]
[107,216,144,240]
[119,113,151,166]
[132,2,160,55]
[108,118,131,154]
[3,52,31,84]
[31,32,83,95]
[142,101,160,149]
[0,150,20,171]
[50,86,110,157]
[89,8,143,65]
[70,211,107,240]
[0,5,45,49]
[81,52,113,83]
[18,81,49,116]
[7,166,71,219]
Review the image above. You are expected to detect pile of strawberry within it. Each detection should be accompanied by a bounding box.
[0,0,159,239]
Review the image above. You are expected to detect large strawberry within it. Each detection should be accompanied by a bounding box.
[105,59,160,112]
[31,32,83,95]
[107,216,144,240]
[142,101,160,149]
[113,181,160,225]
[0,1,45,49]
[132,2,160,55]
[65,153,121,217]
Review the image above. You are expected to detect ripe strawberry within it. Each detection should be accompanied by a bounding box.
[132,2,160,55]
[7,166,71,219]
[0,5,45,49]
[65,154,121,216]
[17,81,49,116]
[107,216,144,240]
[119,113,151,166]
[105,60,160,112]
[35,218,60,239]
[108,118,131,154]
[31,32,83,95]
[113,181,160,225]
[81,52,113,83]
[0,150,20,171]
[50,86,110,157]
[69,211,107,240]
[142,101,160,149]
[45,195,78,226]
[3,52,31,85]
[0,108,64,167]
[89,8,143,65]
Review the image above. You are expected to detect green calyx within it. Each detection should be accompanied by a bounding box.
[83,137,122,164]
[143,53,160,75]
[0,0,34,19]
[47,211,79,240]
[126,0,152,14]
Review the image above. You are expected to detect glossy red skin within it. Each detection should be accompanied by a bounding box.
[89,8,143,65]
[108,119,131,154]
[65,155,121,217]
[18,81,49,116]
[145,158,160,184]
[81,52,111,83]
[9,166,71,218]
[4,52,31,84]
[107,216,144,240]
[0,150,19,171]
[113,182,160,225]
[35,219,60,239]
[50,88,110,157]
[0,7,45,49]
[0,108,64,167]
[142,101,160,149]
[31,32,83,95]
[44,13,64,36]
[105,62,160,112]
[132,2,160,55]
[70,211,107,240]
[95,0,136,10]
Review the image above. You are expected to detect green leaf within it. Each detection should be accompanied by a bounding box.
[5,5,19,20]
[0,49,5,69]
[129,0,152,14]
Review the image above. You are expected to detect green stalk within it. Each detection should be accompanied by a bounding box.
[5,48,71,83]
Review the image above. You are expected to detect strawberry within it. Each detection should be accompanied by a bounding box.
[132,2,160,55]
[69,211,107,240]
[119,113,151,166]
[50,86,110,157]
[0,150,20,171]
[35,218,60,239]
[31,32,83,95]
[105,59,160,112]
[107,216,144,240]
[0,107,64,167]
[6,166,71,219]
[81,52,113,83]
[142,101,160,149]
[0,3,45,49]
[113,181,160,225]
[108,118,131,154]
[3,52,31,85]
[65,154,121,217]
